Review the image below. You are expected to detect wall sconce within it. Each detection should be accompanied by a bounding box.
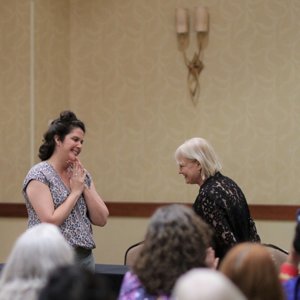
[175,6,209,104]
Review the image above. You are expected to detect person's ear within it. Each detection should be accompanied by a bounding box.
[197,162,205,180]
[196,161,202,171]
[54,135,61,145]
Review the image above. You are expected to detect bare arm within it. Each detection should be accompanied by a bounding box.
[26,180,83,226]
[26,164,86,226]
[83,182,109,226]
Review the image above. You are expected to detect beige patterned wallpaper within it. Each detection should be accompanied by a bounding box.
[34,0,70,146]
[0,0,31,203]
[1,0,300,206]
[70,0,300,205]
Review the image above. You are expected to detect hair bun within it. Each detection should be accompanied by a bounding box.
[59,111,77,122]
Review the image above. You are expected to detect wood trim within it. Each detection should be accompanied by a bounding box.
[249,204,298,221]
[0,203,28,218]
[0,202,299,220]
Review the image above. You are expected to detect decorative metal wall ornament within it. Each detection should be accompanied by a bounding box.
[175,6,209,104]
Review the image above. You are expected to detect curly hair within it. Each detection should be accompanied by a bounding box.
[133,204,212,296]
[38,111,85,161]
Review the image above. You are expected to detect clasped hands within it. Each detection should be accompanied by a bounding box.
[67,158,87,193]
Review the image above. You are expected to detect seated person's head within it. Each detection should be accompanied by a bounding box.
[1,223,74,280]
[219,242,284,300]
[0,223,74,300]
[133,204,212,296]
[172,268,246,300]
[39,265,116,300]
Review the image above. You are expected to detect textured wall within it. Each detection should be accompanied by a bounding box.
[70,0,300,205]
[34,0,70,150]
[0,0,31,202]
[0,0,70,203]
[0,0,299,264]
[1,0,300,205]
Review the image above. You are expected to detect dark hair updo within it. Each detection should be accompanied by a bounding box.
[38,111,85,161]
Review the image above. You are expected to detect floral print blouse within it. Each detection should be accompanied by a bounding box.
[22,161,95,249]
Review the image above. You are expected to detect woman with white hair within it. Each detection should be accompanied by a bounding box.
[172,268,246,300]
[0,223,74,300]
[175,137,260,261]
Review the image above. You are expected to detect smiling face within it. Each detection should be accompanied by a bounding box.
[178,157,202,185]
[57,127,84,162]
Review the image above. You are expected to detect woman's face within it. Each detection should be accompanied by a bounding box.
[178,157,202,185]
[58,127,84,161]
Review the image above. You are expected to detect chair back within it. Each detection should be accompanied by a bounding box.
[124,241,144,267]
[263,243,289,272]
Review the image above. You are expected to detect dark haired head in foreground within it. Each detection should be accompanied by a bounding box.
[39,265,116,300]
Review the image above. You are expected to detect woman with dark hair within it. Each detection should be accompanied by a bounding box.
[39,265,116,300]
[22,111,109,271]
[118,204,213,300]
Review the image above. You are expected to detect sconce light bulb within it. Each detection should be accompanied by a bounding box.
[175,8,189,34]
[194,6,209,33]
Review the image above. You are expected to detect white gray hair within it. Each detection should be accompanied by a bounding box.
[172,268,246,300]
[175,137,222,179]
[0,223,74,300]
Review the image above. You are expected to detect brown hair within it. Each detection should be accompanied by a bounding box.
[133,204,212,296]
[219,242,284,300]
[38,111,85,161]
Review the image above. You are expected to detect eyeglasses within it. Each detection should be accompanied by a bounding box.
[178,159,199,170]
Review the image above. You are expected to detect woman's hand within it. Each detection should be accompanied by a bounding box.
[69,159,86,196]
[205,247,219,269]
[68,157,109,226]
